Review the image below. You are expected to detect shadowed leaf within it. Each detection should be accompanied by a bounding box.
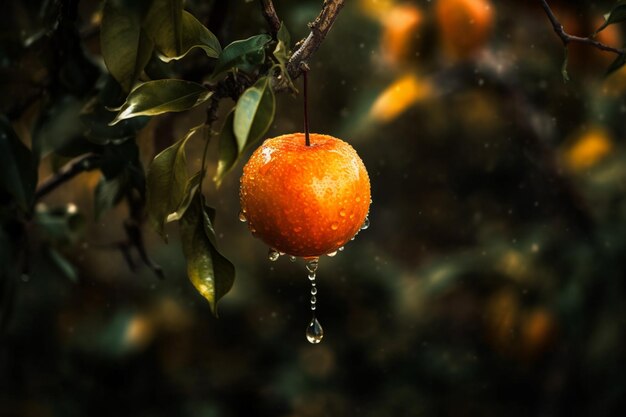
[101,0,154,91]
[0,116,37,211]
[214,110,238,187]
[150,11,221,62]
[180,193,235,316]
[595,1,626,35]
[606,53,626,76]
[146,126,202,239]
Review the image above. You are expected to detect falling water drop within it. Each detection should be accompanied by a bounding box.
[361,216,370,230]
[338,246,345,252]
[304,257,323,343]
[306,316,324,344]
[238,210,247,222]
[305,258,319,273]
[289,255,297,262]
[268,248,280,261]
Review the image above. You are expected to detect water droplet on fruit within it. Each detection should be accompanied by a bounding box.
[306,317,324,344]
[361,216,370,230]
[305,258,319,273]
[356,196,361,203]
[238,211,247,222]
[331,223,339,230]
[338,246,345,252]
[327,251,337,257]
[339,209,347,217]
[268,248,280,261]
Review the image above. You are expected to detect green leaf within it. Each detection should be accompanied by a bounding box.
[109,80,212,125]
[273,22,291,65]
[180,193,235,316]
[150,11,221,62]
[214,110,238,187]
[101,0,155,91]
[166,170,203,223]
[233,76,275,151]
[606,53,626,76]
[0,116,37,211]
[595,1,626,35]
[211,34,271,78]
[146,126,202,239]
[277,22,291,50]
[144,0,183,57]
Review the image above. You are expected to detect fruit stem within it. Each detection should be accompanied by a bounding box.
[303,70,311,146]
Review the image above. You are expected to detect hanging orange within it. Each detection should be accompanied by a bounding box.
[239,133,371,257]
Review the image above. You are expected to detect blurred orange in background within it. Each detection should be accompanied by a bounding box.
[562,127,613,172]
[435,0,494,60]
[380,4,422,66]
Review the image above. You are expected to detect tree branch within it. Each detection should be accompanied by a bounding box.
[259,0,281,34]
[35,153,101,201]
[287,0,346,79]
[539,0,625,55]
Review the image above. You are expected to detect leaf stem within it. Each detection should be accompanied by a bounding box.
[303,70,310,146]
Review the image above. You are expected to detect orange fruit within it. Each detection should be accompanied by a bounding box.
[239,133,371,258]
[435,0,494,59]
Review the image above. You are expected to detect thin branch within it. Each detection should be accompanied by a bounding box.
[287,0,346,79]
[539,0,625,55]
[259,0,281,34]
[35,153,100,201]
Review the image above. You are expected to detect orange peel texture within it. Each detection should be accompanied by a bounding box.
[240,133,371,257]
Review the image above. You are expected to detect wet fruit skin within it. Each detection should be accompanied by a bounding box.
[240,133,371,257]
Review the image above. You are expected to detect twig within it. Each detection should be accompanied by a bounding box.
[539,0,625,55]
[259,0,281,34]
[287,0,346,79]
[35,153,100,201]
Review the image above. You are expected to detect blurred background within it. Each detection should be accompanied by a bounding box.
[2,0,626,416]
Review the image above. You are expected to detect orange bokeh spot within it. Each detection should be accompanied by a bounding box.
[564,128,613,171]
[369,74,433,122]
[381,4,422,65]
[436,0,494,60]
